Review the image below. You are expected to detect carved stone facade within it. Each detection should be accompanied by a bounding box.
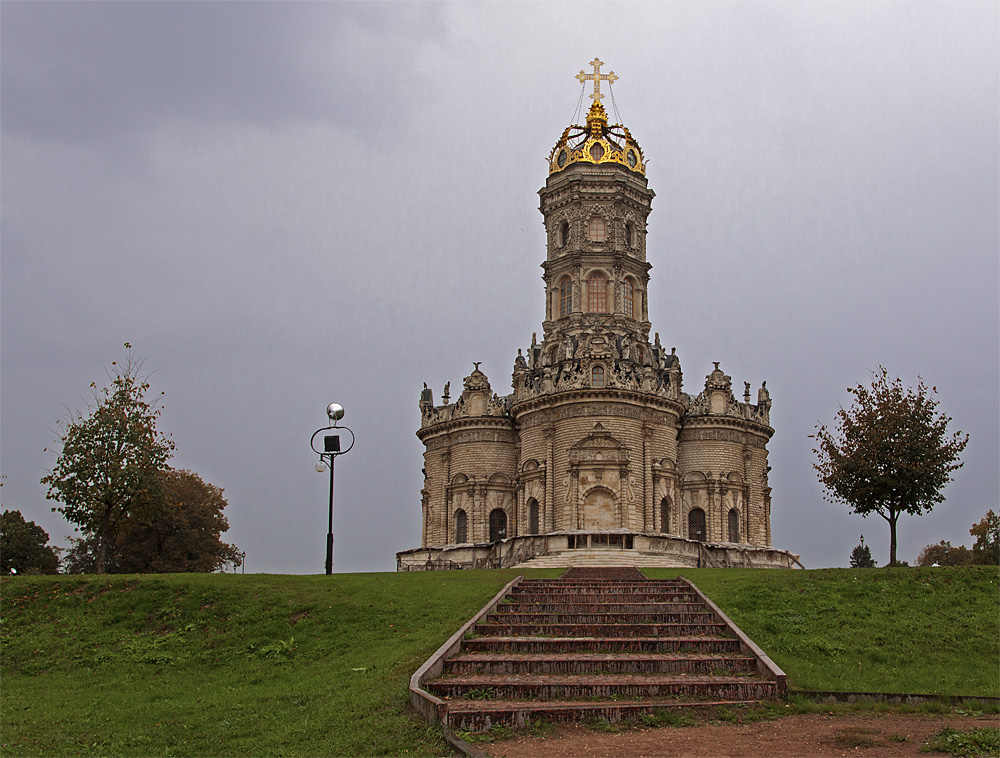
[399,70,795,569]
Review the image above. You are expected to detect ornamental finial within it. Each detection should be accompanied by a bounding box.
[576,57,618,104]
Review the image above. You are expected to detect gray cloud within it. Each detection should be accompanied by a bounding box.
[2,2,996,573]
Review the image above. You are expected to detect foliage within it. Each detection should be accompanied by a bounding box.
[63,469,241,574]
[849,540,877,568]
[923,726,999,757]
[0,510,59,574]
[812,367,969,565]
[61,534,100,574]
[970,510,999,566]
[41,346,175,573]
[916,541,973,567]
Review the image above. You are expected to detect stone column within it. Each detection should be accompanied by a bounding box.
[571,470,581,529]
[643,424,653,532]
[545,426,556,531]
[619,467,628,528]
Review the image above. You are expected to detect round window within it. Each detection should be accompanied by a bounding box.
[627,149,638,168]
[557,149,568,168]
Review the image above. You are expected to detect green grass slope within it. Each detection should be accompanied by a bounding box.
[0,570,559,757]
[1,566,996,757]
[647,566,1000,697]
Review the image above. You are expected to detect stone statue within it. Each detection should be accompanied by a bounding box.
[758,381,770,405]
[514,349,527,370]
[562,335,575,360]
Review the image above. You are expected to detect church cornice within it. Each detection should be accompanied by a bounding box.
[510,386,685,420]
[416,414,515,442]
[680,414,774,440]
[540,183,654,215]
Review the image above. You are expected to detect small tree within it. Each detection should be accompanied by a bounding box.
[0,510,60,574]
[970,510,999,565]
[813,367,968,566]
[61,470,241,574]
[916,540,973,567]
[41,346,174,574]
[115,469,241,573]
[849,536,876,568]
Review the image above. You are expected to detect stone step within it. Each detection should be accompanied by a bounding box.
[515,579,690,589]
[475,622,730,637]
[515,581,691,588]
[501,602,709,614]
[461,636,744,655]
[516,552,692,569]
[444,698,761,732]
[410,575,787,734]
[561,566,647,580]
[444,652,757,676]
[510,591,699,602]
[486,611,718,625]
[427,673,781,701]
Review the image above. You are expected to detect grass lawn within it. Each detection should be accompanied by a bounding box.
[2,565,996,756]
[646,565,1000,697]
[0,570,560,757]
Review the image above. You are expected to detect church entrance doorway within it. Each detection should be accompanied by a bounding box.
[488,509,507,542]
[688,508,706,542]
[582,488,616,530]
[527,499,539,534]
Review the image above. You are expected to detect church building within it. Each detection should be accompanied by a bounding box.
[397,60,800,570]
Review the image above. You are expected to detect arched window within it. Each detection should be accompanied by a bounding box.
[688,508,706,542]
[624,279,635,319]
[588,216,606,242]
[488,509,507,543]
[625,221,636,248]
[660,498,670,534]
[728,509,740,543]
[454,509,467,544]
[587,274,607,313]
[528,499,539,535]
[591,365,605,387]
[559,277,572,318]
[559,221,570,247]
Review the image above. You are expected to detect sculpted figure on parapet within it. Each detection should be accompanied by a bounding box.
[507,337,688,405]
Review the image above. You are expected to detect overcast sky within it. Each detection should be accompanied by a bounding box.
[2,2,997,574]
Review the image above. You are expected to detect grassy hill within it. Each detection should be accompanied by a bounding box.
[2,566,997,757]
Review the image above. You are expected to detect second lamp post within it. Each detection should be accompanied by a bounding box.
[311,402,355,575]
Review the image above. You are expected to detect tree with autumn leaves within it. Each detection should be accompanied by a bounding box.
[42,346,239,574]
[813,367,968,566]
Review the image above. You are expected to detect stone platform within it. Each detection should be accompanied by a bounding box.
[397,531,803,571]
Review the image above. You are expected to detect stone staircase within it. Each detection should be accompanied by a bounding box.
[515,548,688,569]
[411,568,787,733]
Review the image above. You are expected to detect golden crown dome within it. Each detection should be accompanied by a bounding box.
[548,58,646,177]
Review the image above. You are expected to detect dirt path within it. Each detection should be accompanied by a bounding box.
[479,713,999,758]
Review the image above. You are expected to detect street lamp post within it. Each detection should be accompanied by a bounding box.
[311,403,355,575]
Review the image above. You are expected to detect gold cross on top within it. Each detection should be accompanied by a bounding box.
[576,57,618,104]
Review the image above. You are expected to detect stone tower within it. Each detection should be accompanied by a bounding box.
[399,60,797,570]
